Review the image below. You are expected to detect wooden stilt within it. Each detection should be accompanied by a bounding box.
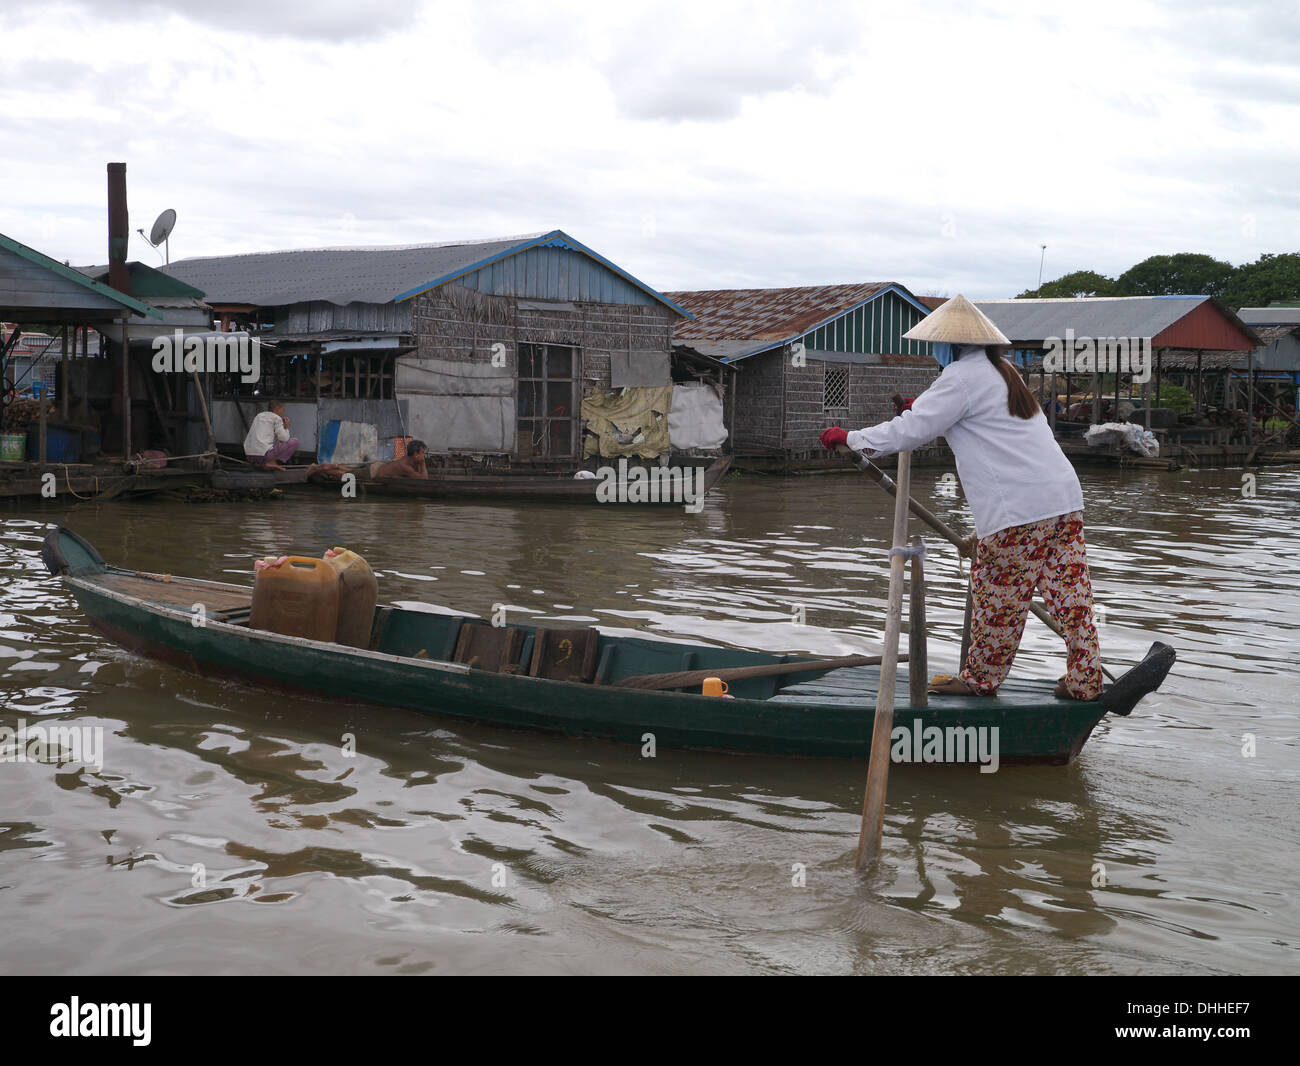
[60,326,69,421]
[38,374,48,465]
[80,328,90,423]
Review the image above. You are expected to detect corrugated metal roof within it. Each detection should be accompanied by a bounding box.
[1238,307,1300,326]
[165,229,688,316]
[975,296,1208,343]
[665,283,919,359]
[671,337,769,360]
[77,261,208,302]
[168,235,534,306]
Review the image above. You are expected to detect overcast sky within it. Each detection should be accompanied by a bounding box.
[2,0,1297,299]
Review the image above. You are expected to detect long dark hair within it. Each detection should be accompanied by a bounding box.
[957,345,1039,419]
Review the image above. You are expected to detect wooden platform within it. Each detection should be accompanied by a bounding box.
[0,463,212,501]
[768,663,1065,708]
[95,569,253,617]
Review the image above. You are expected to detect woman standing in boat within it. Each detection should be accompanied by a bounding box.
[819,295,1102,700]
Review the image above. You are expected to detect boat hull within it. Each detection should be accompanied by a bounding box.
[64,574,1107,763]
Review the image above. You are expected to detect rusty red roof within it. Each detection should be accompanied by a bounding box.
[664,283,917,359]
[917,295,949,310]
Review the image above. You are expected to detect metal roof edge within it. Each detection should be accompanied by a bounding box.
[0,232,163,319]
[80,260,209,302]
[392,229,693,318]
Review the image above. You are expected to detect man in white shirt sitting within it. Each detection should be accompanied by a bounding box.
[243,401,300,469]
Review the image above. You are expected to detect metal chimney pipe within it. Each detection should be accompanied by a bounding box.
[107,162,130,294]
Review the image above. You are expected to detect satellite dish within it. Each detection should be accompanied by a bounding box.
[149,209,177,246]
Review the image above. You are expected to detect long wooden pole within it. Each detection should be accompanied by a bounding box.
[959,574,974,673]
[908,534,928,708]
[856,450,911,871]
[121,313,131,457]
[835,445,1115,682]
[191,369,217,467]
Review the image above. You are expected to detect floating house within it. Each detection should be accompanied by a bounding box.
[663,283,939,468]
[167,231,712,466]
[973,295,1263,455]
[0,230,163,461]
[69,261,224,456]
[1237,308,1300,415]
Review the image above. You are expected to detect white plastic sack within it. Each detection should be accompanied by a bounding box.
[1084,421,1160,458]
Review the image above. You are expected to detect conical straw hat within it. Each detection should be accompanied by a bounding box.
[903,294,1010,345]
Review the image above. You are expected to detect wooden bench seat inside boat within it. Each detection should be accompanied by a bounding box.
[360,606,808,696]
[453,622,527,673]
[528,628,600,682]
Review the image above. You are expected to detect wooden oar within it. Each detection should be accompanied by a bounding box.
[857,449,912,870]
[835,444,1115,682]
[611,652,905,691]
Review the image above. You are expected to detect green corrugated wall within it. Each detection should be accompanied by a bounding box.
[800,291,930,356]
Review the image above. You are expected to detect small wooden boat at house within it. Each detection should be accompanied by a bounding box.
[304,454,732,505]
[42,525,1175,763]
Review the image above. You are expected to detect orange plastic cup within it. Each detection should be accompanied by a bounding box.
[702,676,729,697]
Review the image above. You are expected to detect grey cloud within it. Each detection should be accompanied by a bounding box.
[0,0,423,40]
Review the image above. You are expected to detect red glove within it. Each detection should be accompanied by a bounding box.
[819,427,849,451]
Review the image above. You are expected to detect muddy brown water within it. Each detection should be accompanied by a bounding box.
[1,466,1297,975]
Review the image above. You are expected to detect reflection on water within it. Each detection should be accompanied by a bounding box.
[1,464,1298,974]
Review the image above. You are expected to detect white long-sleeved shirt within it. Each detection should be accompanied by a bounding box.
[243,410,290,457]
[845,352,1083,537]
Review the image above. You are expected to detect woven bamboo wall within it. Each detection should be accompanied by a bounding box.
[411,282,675,390]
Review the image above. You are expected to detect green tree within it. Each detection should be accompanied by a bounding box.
[1157,383,1193,414]
[1016,270,1117,299]
[1114,253,1235,298]
[1219,252,1300,309]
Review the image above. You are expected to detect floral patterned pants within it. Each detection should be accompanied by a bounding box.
[958,511,1103,700]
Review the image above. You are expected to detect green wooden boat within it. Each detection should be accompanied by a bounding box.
[41,525,1175,764]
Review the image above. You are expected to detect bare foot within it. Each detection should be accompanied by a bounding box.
[928,674,980,695]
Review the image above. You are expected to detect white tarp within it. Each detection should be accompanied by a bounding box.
[669,382,728,451]
[1085,421,1161,457]
[318,419,380,464]
[395,356,513,453]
